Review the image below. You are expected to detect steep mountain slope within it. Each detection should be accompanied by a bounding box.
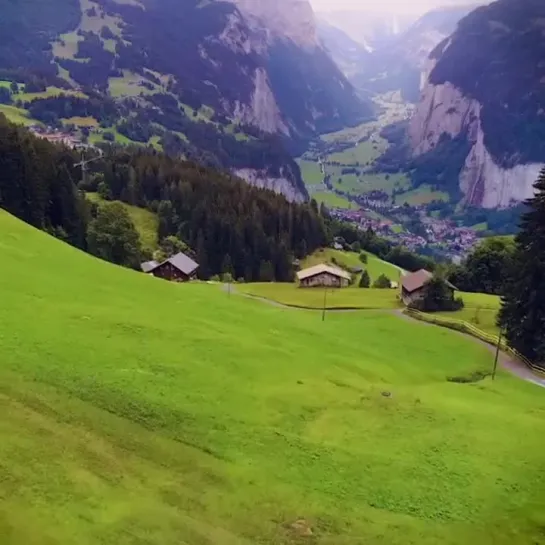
[0,0,370,201]
[317,19,371,83]
[353,5,477,101]
[410,0,545,208]
[317,10,417,51]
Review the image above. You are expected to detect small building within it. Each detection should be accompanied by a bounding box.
[141,252,199,282]
[401,269,455,306]
[297,264,351,288]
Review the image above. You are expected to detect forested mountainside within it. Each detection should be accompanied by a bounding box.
[0,0,369,201]
[410,0,545,208]
[0,114,328,281]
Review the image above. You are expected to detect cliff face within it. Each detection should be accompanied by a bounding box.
[410,0,545,208]
[221,0,369,138]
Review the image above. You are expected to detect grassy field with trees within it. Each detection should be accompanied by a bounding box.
[1,209,545,545]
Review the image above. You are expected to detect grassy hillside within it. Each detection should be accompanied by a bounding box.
[1,210,545,545]
[86,193,159,253]
[302,248,403,283]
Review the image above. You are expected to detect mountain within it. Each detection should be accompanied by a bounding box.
[317,19,371,82]
[317,10,417,51]
[410,0,545,209]
[352,5,477,102]
[0,0,370,202]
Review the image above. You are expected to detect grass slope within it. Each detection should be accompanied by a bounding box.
[1,210,545,545]
[86,193,159,252]
[302,248,402,284]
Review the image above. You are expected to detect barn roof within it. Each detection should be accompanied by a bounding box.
[141,260,159,273]
[401,269,456,293]
[401,269,433,293]
[141,252,199,276]
[164,252,199,275]
[297,264,352,282]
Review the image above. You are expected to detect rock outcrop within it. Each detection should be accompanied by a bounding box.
[410,0,545,209]
[234,168,306,203]
[411,70,545,208]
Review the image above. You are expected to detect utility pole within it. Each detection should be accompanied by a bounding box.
[492,329,503,380]
[74,149,102,187]
[322,286,328,322]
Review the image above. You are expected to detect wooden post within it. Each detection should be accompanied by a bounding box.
[492,329,503,380]
[322,286,327,322]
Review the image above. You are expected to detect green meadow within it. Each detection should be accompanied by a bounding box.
[301,248,402,284]
[86,193,159,252]
[1,210,545,545]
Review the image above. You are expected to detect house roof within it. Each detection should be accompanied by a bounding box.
[141,252,199,276]
[297,264,352,282]
[163,252,199,275]
[401,269,433,293]
[401,269,456,293]
[141,260,159,273]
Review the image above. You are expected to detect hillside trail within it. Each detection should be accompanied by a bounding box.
[221,284,545,389]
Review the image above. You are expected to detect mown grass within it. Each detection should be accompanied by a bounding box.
[237,282,401,309]
[301,248,402,284]
[17,86,86,103]
[86,192,159,252]
[437,292,502,336]
[327,137,388,165]
[108,71,160,98]
[395,185,450,206]
[312,191,356,210]
[1,210,545,545]
[0,104,34,126]
[297,159,324,186]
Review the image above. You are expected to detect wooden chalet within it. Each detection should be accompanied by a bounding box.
[401,269,455,306]
[297,264,351,288]
[141,252,199,282]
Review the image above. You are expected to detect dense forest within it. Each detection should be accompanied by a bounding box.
[0,115,87,247]
[0,115,327,281]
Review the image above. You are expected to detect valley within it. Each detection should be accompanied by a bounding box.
[297,93,479,261]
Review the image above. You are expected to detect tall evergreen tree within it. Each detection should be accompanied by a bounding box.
[499,170,545,362]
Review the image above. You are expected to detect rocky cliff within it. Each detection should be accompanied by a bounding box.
[410,0,545,208]
[223,0,369,137]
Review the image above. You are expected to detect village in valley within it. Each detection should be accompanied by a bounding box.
[298,92,480,263]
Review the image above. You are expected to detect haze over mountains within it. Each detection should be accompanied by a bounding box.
[0,0,544,213]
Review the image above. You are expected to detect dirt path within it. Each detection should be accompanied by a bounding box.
[222,284,545,389]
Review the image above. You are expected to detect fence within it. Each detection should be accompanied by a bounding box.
[404,308,545,377]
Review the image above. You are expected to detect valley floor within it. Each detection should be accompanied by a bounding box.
[1,210,545,545]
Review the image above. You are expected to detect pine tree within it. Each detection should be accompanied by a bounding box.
[359,270,370,288]
[499,169,545,362]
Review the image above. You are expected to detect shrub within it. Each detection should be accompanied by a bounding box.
[359,252,368,264]
[373,274,391,289]
[359,270,370,288]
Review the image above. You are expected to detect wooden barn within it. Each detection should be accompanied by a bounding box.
[401,269,455,306]
[297,264,351,288]
[141,252,199,282]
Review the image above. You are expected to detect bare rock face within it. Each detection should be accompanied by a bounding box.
[410,61,545,208]
[234,168,306,203]
[230,0,318,49]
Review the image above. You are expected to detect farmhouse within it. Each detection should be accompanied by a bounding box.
[141,252,199,282]
[401,269,455,306]
[297,264,351,288]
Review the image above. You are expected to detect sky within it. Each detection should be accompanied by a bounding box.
[309,0,485,15]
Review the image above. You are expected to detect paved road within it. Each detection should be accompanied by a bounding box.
[221,284,545,389]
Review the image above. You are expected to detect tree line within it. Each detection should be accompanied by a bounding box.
[0,115,327,282]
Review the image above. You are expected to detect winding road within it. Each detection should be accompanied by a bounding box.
[222,284,545,389]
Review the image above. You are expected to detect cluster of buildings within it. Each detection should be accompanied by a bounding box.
[29,126,85,148]
[330,206,479,262]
